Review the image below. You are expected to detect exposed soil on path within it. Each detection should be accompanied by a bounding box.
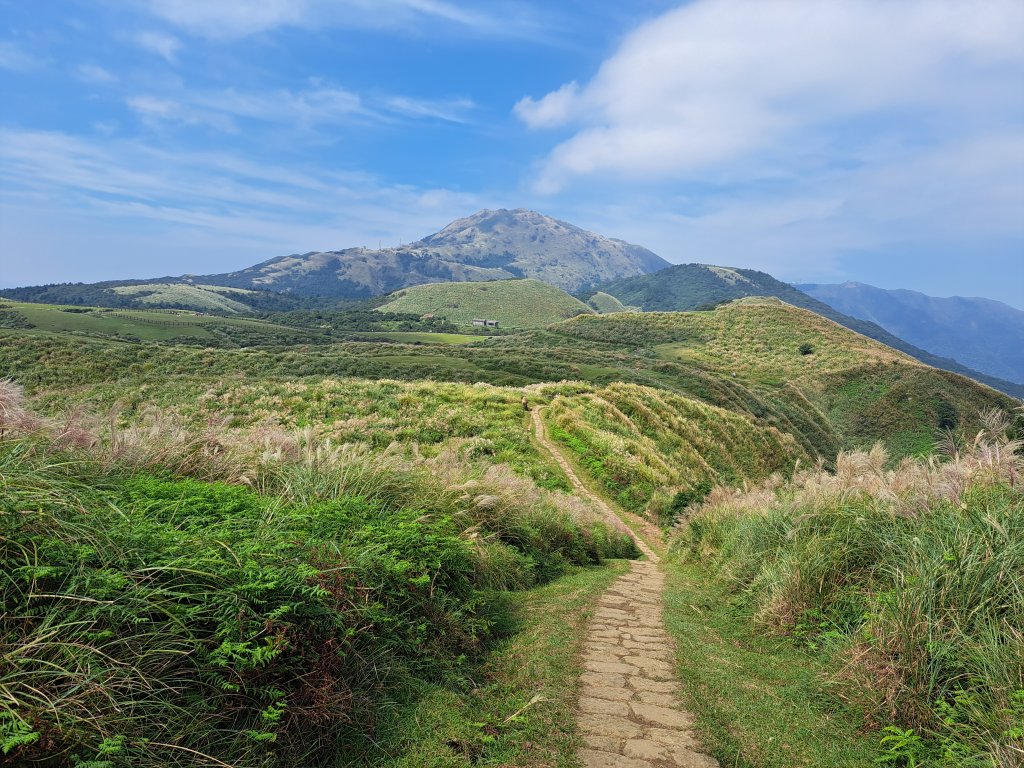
[530,407,720,768]
[529,407,662,558]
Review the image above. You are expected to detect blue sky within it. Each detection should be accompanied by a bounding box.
[1,0,1022,308]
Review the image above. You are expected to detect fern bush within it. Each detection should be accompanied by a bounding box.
[0,399,635,766]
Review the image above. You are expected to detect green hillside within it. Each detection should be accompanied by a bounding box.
[110,283,257,313]
[4,298,1011,472]
[585,291,628,313]
[597,264,1024,397]
[550,300,1015,458]
[376,279,594,329]
[0,300,315,345]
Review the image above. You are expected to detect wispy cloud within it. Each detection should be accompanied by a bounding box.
[124,85,475,132]
[137,0,545,40]
[383,95,475,123]
[0,128,485,282]
[135,31,182,62]
[75,63,118,84]
[0,40,42,72]
[126,95,237,132]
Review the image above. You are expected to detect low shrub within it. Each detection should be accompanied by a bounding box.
[0,392,635,766]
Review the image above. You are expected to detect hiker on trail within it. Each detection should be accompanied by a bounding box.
[521,396,529,412]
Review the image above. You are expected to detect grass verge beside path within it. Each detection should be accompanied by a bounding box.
[343,560,630,767]
[662,560,881,768]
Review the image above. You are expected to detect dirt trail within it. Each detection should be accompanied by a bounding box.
[531,407,719,768]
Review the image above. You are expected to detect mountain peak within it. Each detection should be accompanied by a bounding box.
[178,209,670,298]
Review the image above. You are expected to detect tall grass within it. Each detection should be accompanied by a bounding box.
[672,409,1024,766]
[0,385,635,766]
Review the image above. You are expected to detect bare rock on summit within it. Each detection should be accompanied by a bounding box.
[198,209,668,298]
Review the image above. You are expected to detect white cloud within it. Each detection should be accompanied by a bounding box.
[383,95,475,123]
[0,41,42,71]
[135,31,182,62]
[514,82,579,129]
[0,128,485,283]
[126,95,238,132]
[140,0,542,40]
[76,63,118,84]
[125,85,475,132]
[518,0,1024,192]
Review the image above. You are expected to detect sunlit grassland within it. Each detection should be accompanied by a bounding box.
[377,279,594,329]
[544,381,804,522]
[111,283,258,313]
[561,299,911,385]
[2,299,1014,471]
[585,291,628,313]
[344,331,486,344]
[2,300,313,343]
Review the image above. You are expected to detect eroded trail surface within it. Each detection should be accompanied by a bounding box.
[531,407,719,768]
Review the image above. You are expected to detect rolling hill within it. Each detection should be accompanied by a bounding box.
[799,281,1024,386]
[376,279,594,329]
[594,264,1024,398]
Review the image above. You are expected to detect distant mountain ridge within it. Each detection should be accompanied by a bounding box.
[3,212,1020,399]
[593,264,1024,398]
[199,208,668,298]
[1,209,666,306]
[798,282,1024,386]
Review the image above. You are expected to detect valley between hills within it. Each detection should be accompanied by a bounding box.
[1,210,1022,768]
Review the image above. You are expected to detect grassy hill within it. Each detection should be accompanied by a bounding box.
[800,281,1024,385]
[109,283,258,313]
[0,299,316,345]
[550,300,1015,458]
[376,279,594,329]
[596,264,1024,397]
[4,298,1011,474]
[585,291,628,313]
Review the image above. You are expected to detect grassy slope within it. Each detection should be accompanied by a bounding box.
[585,291,628,313]
[345,331,485,345]
[596,264,1024,398]
[3,297,1011,467]
[663,562,882,767]
[670,441,1024,766]
[377,279,594,329]
[3,298,1012,470]
[545,382,803,518]
[0,402,637,768]
[554,301,1015,458]
[111,283,257,313]
[1,300,312,343]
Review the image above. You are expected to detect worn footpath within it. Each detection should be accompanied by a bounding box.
[530,406,719,768]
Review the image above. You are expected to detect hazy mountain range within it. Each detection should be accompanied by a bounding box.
[799,283,1024,386]
[3,209,1021,397]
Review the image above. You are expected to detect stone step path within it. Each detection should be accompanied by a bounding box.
[577,560,718,768]
[529,405,719,768]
